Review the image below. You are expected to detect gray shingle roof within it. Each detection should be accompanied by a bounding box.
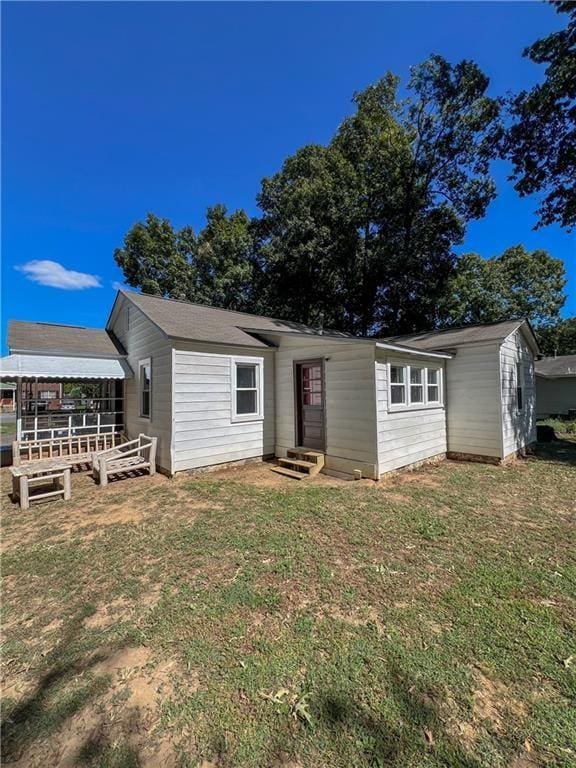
[8,320,126,357]
[121,291,354,348]
[535,355,576,378]
[383,319,526,351]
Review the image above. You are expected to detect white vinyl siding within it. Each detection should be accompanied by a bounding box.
[172,342,274,472]
[500,330,536,457]
[273,336,378,473]
[444,342,503,458]
[108,300,173,472]
[376,352,447,474]
[536,376,576,418]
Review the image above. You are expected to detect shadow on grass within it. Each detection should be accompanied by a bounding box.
[531,438,576,466]
[0,613,141,766]
[316,668,484,768]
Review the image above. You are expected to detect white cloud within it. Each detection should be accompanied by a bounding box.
[111,281,126,291]
[15,260,101,290]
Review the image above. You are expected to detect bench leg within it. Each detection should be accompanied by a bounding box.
[19,476,29,511]
[63,468,72,501]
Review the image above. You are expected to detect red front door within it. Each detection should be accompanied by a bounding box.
[296,360,325,451]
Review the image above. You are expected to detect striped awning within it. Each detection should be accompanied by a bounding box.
[0,354,133,380]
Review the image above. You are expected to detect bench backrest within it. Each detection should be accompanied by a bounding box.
[12,431,126,466]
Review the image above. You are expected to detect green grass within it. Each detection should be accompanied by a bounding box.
[0,421,16,435]
[539,417,576,436]
[1,442,575,768]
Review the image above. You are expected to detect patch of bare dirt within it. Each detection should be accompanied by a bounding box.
[206,459,364,488]
[445,668,528,752]
[11,645,186,768]
[84,596,133,629]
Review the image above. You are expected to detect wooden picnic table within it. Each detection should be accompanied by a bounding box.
[10,459,72,510]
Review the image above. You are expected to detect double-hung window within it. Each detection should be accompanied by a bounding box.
[139,358,151,418]
[410,367,424,403]
[427,368,440,403]
[232,358,263,421]
[389,362,442,410]
[390,365,406,404]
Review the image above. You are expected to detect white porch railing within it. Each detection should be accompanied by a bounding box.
[18,411,124,441]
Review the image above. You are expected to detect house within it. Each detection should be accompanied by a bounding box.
[0,290,539,478]
[535,355,576,418]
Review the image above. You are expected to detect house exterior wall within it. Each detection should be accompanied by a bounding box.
[444,342,503,458]
[171,341,275,473]
[109,300,173,472]
[536,376,576,418]
[273,336,379,477]
[500,330,537,457]
[375,351,447,474]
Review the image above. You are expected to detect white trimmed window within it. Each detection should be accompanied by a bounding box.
[427,368,440,403]
[389,362,443,410]
[232,358,263,421]
[139,358,151,418]
[410,367,424,403]
[390,365,406,404]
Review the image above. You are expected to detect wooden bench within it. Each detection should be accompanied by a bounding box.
[10,460,72,510]
[92,434,157,486]
[12,432,125,469]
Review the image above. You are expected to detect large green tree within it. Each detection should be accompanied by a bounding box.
[257,56,501,334]
[537,317,576,355]
[114,213,192,299]
[503,1,576,229]
[114,207,257,312]
[438,245,566,327]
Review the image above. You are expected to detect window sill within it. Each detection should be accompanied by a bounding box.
[231,413,264,424]
[388,404,444,414]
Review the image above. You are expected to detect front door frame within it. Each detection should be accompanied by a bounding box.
[293,358,326,451]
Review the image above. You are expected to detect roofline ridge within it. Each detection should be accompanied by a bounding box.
[119,289,327,332]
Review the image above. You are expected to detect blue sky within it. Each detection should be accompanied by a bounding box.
[2,1,574,352]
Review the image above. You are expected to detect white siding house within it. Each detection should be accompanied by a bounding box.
[375,351,448,474]
[3,291,540,478]
[535,355,576,418]
[171,343,275,473]
[390,321,540,462]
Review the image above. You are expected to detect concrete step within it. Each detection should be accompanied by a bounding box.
[270,465,309,480]
[277,457,320,475]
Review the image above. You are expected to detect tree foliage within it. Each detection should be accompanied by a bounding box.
[114,54,570,338]
[503,1,576,229]
[114,207,256,311]
[537,317,576,356]
[257,56,501,334]
[438,245,566,327]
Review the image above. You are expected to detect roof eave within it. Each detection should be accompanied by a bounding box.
[376,342,453,359]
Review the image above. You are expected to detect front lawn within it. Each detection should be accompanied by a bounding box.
[1,444,575,768]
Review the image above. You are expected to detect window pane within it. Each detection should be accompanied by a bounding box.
[391,385,405,404]
[391,366,404,384]
[237,365,256,389]
[141,390,150,417]
[141,364,150,391]
[410,385,423,403]
[427,385,439,402]
[427,369,438,385]
[410,367,423,384]
[237,389,257,414]
[310,392,322,406]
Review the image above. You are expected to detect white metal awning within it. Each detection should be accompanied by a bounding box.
[0,354,133,380]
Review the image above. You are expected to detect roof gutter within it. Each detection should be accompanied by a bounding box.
[376,342,452,359]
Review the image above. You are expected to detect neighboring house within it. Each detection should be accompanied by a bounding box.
[1,291,539,478]
[535,355,576,418]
